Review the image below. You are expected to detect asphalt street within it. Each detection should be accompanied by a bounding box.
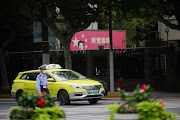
[0,98,180,120]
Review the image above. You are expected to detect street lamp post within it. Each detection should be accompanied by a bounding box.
[109,0,114,93]
[165,28,169,47]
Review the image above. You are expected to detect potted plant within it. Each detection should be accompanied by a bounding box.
[108,84,154,120]
[9,92,65,120]
[109,102,139,120]
[108,84,178,120]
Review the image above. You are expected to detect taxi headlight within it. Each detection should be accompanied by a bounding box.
[71,85,84,89]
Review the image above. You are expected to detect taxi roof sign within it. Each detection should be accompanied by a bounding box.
[46,64,62,69]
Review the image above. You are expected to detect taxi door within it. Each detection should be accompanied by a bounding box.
[24,72,39,94]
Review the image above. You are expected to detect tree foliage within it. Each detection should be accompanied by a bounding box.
[117,0,180,31]
[98,0,155,47]
[19,0,102,41]
[18,0,103,69]
[0,1,32,51]
[99,0,180,47]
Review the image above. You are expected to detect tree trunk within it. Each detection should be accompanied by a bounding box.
[47,22,90,69]
[46,22,72,69]
[63,39,72,69]
[0,50,9,88]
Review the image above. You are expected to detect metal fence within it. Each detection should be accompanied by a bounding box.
[6,51,42,85]
[6,47,167,91]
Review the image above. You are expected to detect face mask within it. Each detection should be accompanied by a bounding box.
[42,70,46,74]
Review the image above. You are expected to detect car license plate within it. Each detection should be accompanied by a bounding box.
[89,90,99,94]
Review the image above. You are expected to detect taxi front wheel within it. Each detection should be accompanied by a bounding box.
[88,99,99,104]
[16,90,23,105]
[58,90,70,105]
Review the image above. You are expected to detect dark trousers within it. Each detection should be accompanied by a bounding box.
[40,85,50,94]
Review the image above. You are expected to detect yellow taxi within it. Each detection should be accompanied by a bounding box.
[11,64,105,105]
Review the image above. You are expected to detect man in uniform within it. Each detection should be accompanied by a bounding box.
[36,64,49,93]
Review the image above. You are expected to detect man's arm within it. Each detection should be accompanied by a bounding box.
[36,76,41,93]
[45,74,49,86]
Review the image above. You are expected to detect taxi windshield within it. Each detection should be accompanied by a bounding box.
[52,71,85,81]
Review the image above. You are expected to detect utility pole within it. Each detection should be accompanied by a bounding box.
[109,0,114,93]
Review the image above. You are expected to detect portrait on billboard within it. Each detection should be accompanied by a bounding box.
[78,41,84,50]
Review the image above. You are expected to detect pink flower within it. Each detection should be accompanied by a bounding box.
[118,102,124,107]
[140,89,145,93]
[129,107,133,112]
[117,87,121,91]
[141,84,147,90]
[137,84,140,88]
[8,112,11,117]
[27,108,34,112]
[125,104,129,108]
[132,106,135,110]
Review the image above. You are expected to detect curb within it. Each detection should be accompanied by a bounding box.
[105,94,119,97]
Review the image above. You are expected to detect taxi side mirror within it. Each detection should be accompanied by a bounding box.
[47,78,55,82]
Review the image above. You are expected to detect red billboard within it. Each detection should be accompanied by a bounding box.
[70,31,126,51]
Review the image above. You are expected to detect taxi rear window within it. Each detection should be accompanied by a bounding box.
[20,72,39,81]
[20,74,28,79]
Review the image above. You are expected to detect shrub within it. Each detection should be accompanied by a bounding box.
[18,92,55,108]
[108,84,156,120]
[108,103,119,120]
[119,84,154,104]
[9,106,34,119]
[117,102,138,114]
[132,84,154,102]
[9,92,65,120]
[137,101,178,120]
[31,107,65,120]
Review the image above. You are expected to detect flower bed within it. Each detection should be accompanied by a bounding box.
[9,92,65,120]
[108,84,178,120]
